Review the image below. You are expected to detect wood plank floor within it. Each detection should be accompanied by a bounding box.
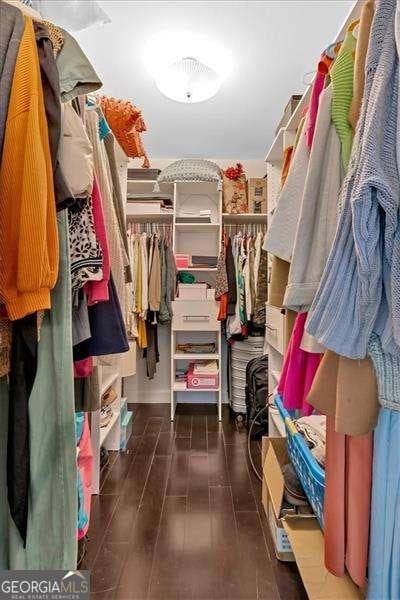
[82,403,307,600]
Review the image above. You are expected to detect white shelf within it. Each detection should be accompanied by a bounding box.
[173,384,220,393]
[99,400,121,446]
[173,353,220,360]
[101,372,119,396]
[265,127,284,163]
[175,222,220,232]
[222,213,267,222]
[177,267,217,272]
[126,212,173,221]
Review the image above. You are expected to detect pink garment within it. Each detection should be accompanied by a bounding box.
[85,177,110,305]
[324,417,372,588]
[306,59,330,149]
[74,356,93,378]
[77,415,93,540]
[278,312,322,416]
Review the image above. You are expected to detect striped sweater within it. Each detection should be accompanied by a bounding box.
[307,0,400,359]
[0,16,59,320]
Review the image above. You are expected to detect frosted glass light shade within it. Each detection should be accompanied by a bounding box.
[155,57,221,103]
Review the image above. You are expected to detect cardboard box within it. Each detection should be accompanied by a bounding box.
[248,178,267,214]
[262,437,362,599]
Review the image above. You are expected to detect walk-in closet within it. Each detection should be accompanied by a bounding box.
[0,1,399,599]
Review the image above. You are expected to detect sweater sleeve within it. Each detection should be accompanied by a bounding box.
[0,17,59,320]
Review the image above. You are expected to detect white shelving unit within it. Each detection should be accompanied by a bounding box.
[91,364,123,495]
[171,181,223,422]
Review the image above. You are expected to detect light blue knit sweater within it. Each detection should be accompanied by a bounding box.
[306,0,400,359]
[368,333,400,410]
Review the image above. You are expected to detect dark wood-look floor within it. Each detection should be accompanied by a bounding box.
[83,404,307,600]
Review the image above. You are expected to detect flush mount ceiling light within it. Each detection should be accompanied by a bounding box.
[144,32,232,104]
[155,57,221,103]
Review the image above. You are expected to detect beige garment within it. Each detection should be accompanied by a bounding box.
[268,256,290,308]
[85,108,126,312]
[348,0,375,130]
[59,102,93,197]
[307,351,379,436]
[148,237,161,312]
[120,341,137,377]
[103,131,131,279]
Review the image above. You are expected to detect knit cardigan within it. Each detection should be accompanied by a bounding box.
[307,0,400,359]
[368,333,400,410]
[0,16,59,320]
[284,84,343,312]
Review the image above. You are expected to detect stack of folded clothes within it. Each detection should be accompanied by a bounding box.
[294,414,326,467]
[176,342,216,354]
[191,255,218,268]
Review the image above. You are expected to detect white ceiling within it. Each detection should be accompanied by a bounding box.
[75,0,353,160]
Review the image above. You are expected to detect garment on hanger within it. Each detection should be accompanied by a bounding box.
[330,23,357,170]
[284,84,343,312]
[0,2,24,156]
[278,312,322,416]
[307,0,400,358]
[34,20,73,211]
[0,212,77,570]
[0,16,59,321]
[56,27,102,103]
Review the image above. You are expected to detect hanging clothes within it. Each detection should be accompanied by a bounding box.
[284,84,343,312]
[278,312,322,416]
[307,0,400,358]
[0,15,59,321]
[0,1,24,156]
[0,212,77,570]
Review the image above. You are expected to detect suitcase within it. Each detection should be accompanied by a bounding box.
[245,355,268,439]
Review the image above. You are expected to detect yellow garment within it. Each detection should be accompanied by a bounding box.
[348,1,375,131]
[0,17,59,320]
[137,318,147,349]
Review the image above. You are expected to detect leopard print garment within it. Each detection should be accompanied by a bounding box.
[68,197,103,300]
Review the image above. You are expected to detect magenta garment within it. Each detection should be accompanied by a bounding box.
[306,59,329,149]
[77,415,93,540]
[85,177,110,305]
[278,312,322,416]
[74,356,93,378]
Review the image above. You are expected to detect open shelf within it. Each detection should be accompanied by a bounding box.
[175,222,220,232]
[265,127,284,163]
[126,212,173,221]
[222,213,267,222]
[177,267,217,272]
[173,384,220,393]
[101,372,120,396]
[173,353,220,360]
[99,399,121,446]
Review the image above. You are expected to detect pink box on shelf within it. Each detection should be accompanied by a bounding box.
[175,254,190,269]
[187,364,219,390]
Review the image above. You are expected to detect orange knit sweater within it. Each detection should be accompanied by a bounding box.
[0,16,59,320]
